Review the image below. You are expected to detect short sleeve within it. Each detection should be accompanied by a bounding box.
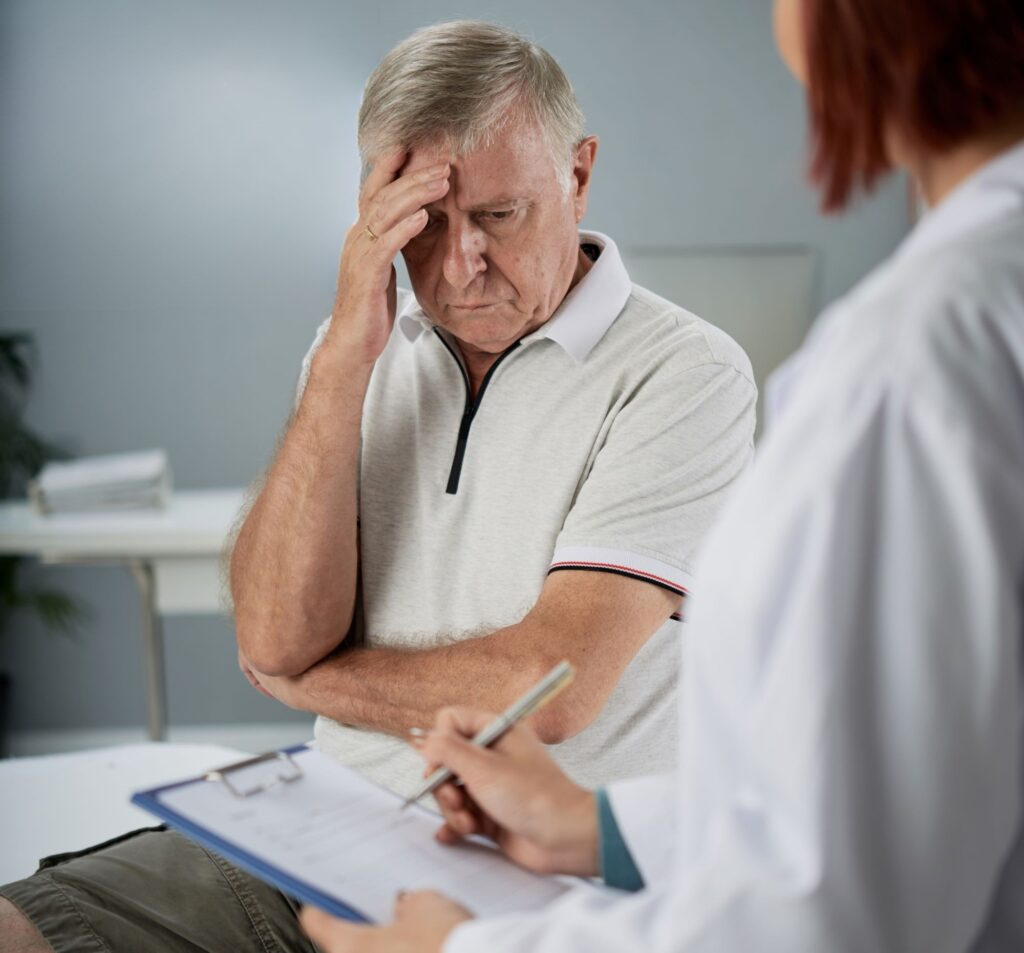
[550,361,756,602]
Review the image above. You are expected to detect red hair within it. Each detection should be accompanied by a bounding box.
[802,0,1024,211]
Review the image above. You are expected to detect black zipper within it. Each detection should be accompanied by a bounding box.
[434,329,521,495]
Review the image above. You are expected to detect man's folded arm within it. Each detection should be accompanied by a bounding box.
[247,567,679,744]
[230,318,368,677]
[247,356,757,738]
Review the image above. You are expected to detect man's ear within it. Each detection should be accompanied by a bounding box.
[571,136,599,222]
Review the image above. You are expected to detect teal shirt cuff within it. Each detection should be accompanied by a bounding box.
[596,787,645,892]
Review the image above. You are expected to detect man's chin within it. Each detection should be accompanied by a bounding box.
[439,309,534,355]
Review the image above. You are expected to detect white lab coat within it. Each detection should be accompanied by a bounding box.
[446,141,1024,952]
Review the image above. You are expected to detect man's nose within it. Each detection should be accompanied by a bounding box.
[442,224,486,290]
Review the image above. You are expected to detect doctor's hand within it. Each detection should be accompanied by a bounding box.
[328,152,450,366]
[300,889,472,953]
[417,707,600,878]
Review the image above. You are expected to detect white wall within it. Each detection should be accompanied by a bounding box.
[0,0,909,733]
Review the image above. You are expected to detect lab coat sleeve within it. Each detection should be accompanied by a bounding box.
[659,374,1024,953]
[445,882,675,953]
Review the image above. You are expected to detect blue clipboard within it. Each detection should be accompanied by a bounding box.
[131,744,370,923]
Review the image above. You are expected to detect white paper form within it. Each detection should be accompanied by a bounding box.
[150,746,575,921]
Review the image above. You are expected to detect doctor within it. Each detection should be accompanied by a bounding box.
[302,0,1024,950]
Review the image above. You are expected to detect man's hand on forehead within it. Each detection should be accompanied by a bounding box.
[322,150,451,365]
[356,150,453,241]
[398,142,457,177]
[360,163,450,250]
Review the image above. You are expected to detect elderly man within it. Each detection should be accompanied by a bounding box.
[0,21,754,953]
[229,20,755,800]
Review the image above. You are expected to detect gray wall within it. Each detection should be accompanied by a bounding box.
[0,0,909,733]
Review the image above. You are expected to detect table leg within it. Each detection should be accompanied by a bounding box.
[129,560,166,741]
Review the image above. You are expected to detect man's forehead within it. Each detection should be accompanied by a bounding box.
[402,126,558,204]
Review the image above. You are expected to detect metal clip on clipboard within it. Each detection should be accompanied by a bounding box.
[205,750,304,799]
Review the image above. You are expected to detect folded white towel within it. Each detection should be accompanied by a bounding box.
[29,449,172,514]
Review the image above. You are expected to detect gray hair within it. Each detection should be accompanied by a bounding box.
[358,21,586,191]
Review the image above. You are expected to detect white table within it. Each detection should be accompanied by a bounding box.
[0,743,251,882]
[0,488,246,741]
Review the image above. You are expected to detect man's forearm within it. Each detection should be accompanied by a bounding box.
[256,625,570,741]
[231,333,371,676]
[250,570,679,742]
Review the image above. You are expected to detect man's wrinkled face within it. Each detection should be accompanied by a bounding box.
[400,122,593,357]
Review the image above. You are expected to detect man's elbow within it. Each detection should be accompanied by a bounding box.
[236,631,312,678]
[235,615,347,677]
[230,532,356,675]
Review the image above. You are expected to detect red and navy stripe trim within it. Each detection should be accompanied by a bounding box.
[548,561,687,621]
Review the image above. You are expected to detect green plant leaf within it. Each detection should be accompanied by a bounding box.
[0,337,80,638]
[0,333,33,393]
[0,551,87,639]
[25,590,87,636]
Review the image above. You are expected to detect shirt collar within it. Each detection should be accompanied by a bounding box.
[396,230,632,362]
[898,138,1024,263]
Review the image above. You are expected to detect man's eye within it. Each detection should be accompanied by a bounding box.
[479,209,517,223]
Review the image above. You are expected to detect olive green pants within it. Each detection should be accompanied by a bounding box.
[0,826,320,953]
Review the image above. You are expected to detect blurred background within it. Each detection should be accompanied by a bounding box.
[0,0,909,754]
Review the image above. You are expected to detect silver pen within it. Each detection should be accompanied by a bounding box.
[400,660,575,811]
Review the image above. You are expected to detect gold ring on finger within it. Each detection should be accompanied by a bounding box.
[364,224,379,242]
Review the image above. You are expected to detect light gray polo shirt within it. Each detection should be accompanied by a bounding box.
[298,231,756,798]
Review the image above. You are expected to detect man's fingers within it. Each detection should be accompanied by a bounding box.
[364,170,448,241]
[249,674,275,699]
[358,158,446,227]
[358,149,406,208]
[377,208,430,257]
[347,208,429,284]
[342,160,449,302]
[237,650,275,698]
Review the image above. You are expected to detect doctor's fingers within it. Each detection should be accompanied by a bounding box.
[299,906,372,952]
[434,782,492,840]
[431,705,496,737]
[431,705,538,750]
[418,727,525,803]
[393,889,472,928]
[359,165,450,238]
